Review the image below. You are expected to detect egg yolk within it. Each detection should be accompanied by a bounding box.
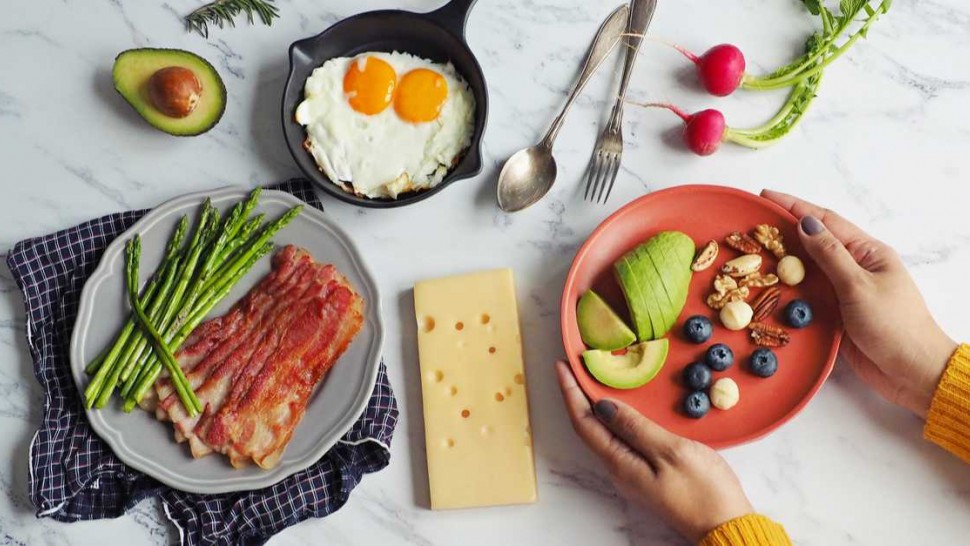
[395,68,448,123]
[343,56,397,115]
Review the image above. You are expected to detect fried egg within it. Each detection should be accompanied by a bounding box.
[295,52,475,199]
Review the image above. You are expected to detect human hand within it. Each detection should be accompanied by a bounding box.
[762,190,957,418]
[555,361,753,543]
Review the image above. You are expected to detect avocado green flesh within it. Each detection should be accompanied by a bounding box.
[633,247,677,333]
[613,231,695,340]
[649,233,694,321]
[577,290,636,351]
[113,48,226,136]
[583,339,669,389]
[613,257,653,341]
[643,243,689,330]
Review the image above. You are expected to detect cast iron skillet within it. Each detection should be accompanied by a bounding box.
[281,0,487,209]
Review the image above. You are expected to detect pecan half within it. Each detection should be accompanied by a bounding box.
[725,232,761,254]
[754,224,786,259]
[750,286,782,322]
[748,322,791,347]
[692,240,719,272]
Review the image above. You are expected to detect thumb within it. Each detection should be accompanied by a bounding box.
[798,215,866,300]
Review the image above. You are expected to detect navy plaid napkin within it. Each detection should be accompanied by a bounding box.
[6,179,398,546]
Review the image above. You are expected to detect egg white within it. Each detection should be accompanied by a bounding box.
[295,51,476,199]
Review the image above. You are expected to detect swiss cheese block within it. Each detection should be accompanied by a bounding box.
[413,269,537,510]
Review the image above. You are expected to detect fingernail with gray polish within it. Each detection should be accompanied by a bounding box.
[594,399,617,423]
[801,215,825,236]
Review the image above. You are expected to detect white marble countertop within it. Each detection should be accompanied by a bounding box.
[3,0,970,544]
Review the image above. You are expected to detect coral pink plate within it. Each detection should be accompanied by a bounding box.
[561,185,843,449]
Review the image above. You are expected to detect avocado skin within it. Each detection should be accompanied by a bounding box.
[112,48,227,137]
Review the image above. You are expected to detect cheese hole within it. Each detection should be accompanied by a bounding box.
[480,425,492,436]
[488,346,496,354]
[480,313,490,325]
[494,392,505,402]
[430,370,443,383]
[443,438,455,448]
[455,321,464,331]
[421,316,435,332]
[460,409,470,418]
[449,385,458,396]
[514,373,525,385]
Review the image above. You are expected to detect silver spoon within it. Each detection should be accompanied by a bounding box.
[496,4,630,213]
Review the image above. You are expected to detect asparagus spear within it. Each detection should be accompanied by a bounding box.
[91,205,217,408]
[118,202,219,398]
[125,236,202,415]
[83,217,188,406]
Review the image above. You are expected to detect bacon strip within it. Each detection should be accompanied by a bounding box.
[149,245,365,468]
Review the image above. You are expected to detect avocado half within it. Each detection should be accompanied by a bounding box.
[583,339,669,390]
[112,48,226,136]
[577,289,636,351]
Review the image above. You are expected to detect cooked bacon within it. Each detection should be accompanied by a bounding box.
[205,282,362,468]
[152,245,364,468]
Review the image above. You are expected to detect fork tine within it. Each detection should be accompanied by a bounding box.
[600,155,622,204]
[583,153,603,201]
[587,156,609,203]
[595,155,617,204]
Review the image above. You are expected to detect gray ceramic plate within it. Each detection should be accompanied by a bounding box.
[69,187,384,494]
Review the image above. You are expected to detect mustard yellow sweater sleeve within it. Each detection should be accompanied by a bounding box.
[924,343,970,463]
[698,514,792,546]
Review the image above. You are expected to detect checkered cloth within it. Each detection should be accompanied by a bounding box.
[6,179,398,546]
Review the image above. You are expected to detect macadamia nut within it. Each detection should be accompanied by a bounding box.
[719,301,753,331]
[710,378,740,410]
[777,255,806,286]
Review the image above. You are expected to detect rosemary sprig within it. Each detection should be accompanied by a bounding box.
[184,0,280,38]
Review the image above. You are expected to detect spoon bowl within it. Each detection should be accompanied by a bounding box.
[497,145,557,212]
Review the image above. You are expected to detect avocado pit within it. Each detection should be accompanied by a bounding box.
[148,66,202,118]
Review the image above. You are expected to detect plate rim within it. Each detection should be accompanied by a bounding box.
[69,185,385,493]
[560,184,843,449]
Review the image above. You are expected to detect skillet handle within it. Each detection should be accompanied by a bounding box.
[427,0,479,37]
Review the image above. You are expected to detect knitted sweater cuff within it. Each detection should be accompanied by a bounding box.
[924,343,970,464]
[698,514,792,546]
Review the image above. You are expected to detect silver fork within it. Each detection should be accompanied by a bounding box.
[583,0,657,204]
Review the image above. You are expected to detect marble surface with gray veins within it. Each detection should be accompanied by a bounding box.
[3,1,970,545]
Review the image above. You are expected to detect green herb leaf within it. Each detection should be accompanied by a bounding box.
[184,0,280,38]
[802,0,823,15]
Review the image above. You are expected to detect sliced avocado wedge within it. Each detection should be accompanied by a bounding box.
[613,256,653,341]
[583,339,669,389]
[633,246,678,333]
[113,48,226,136]
[646,232,694,327]
[577,290,636,351]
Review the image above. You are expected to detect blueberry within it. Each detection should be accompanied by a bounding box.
[683,391,711,419]
[683,362,713,390]
[784,299,813,329]
[705,343,734,371]
[683,315,713,344]
[750,348,779,377]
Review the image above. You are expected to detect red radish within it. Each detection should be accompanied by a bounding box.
[640,103,727,156]
[673,43,747,97]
